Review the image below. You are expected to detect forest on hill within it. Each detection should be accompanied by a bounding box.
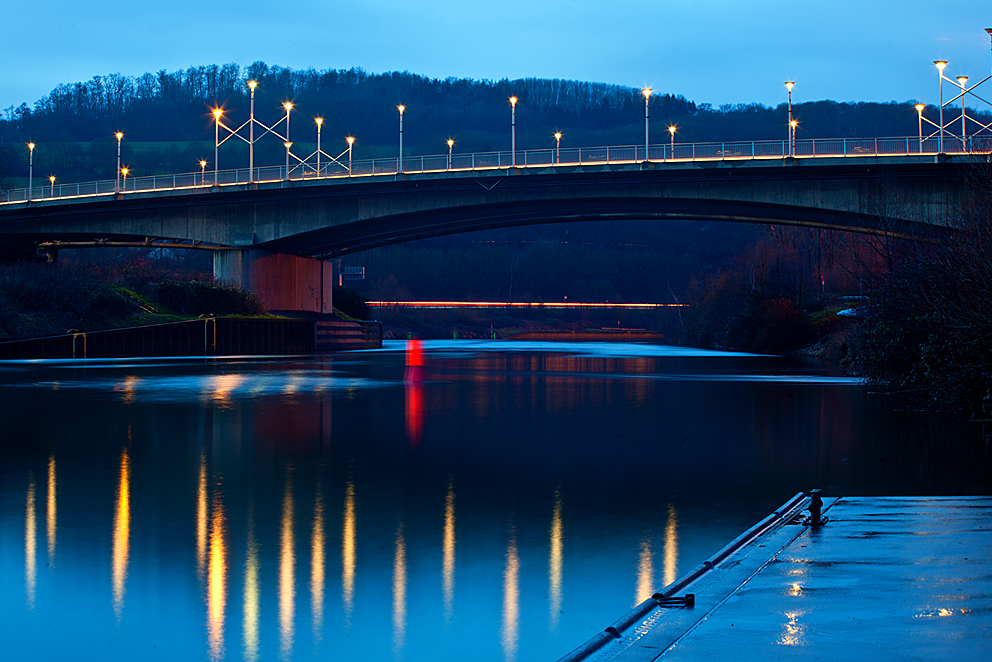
[2,61,986,185]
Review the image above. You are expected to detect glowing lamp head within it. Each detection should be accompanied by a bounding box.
[957,76,969,85]
[934,60,948,71]
[397,104,405,115]
[284,142,293,149]
[212,108,223,119]
[509,96,517,107]
[315,117,323,126]
[28,142,35,151]
[346,136,355,146]
[283,102,294,112]
[199,160,207,168]
[247,80,258,90]
[121,167,129,176]
[554,132,562,141]
[447,139,454,148]
[49,176,55,184]
[115,132,123,141]
[915,103,926,112]
[790,120,798,128]
[668,125,677,136]
[642,88,652,99]
[785,81,795,91]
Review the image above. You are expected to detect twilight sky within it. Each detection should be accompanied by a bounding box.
[2,0,989,113]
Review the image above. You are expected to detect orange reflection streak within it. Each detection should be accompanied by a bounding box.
[342,480,356,627]
[243,513,260,662]
[634,536,653,606]
[442,479,456,621]
[549,490,563,630]
[279,476,296,659]
[112,449,131,619]
[47,455,56,566]
[663,504,679,587]
[392,523,407,655]
[311,489,326,642]
[368,301,683,309]
[207,492,227,662]
[405,381,425,449]
[119,375,140,404]
[196,452,208,582]
[209,374,246,408]
[25,474,36,609]
[501,532,520,662]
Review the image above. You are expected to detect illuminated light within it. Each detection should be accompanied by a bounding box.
[279,475,296,659]
[25,474,36,609]
[121,167,129,177]
[554,132,562,140]
[315,117,323,126]
[790,120,799,128]
[442,479,456,620]
[28,142,35,151]
[207,491,227,662]
[957,76,969,86]
[196,452,208,582]
[284,102,294,111]
[47,456,56,566]
[915,103,926,112]
[397,104,405,114]
[284,142,293,149]
[112,449,131,620]
[115,132,123,141]
[311,489,326,640]
[642,88,652,99]
[501,532,520,662]
[509,96,517,106]
[365,300,684,309]
[49,175,56,185]
[934,60,948,71]
[447,138,454,148]
[243,516,260,662]
[346,136,355,145]
[212,108,223,119]
[635,536,653,605]
[392,523,407,655]
[342,480,356,628]
[785,81,795,91]
[663,503,678,587]
[668,125,677,136]
[549,490,563,630]
[247,80,258,90]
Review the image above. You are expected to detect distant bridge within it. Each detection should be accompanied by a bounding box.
[0,136,983,312]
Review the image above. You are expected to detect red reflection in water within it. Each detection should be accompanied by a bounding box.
[405,382,425,450]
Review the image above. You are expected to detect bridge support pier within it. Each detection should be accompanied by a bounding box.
[214,249,333,314]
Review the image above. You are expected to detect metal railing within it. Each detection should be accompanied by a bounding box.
[2,135,987,206]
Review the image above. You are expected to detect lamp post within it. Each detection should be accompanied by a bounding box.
[115,132,124,193]
[346,136,354,174]
[915,104,926,152]
[212,109,222,184]
[27,143,34,201]
[790,120,798,155]
[199,160,207,186]
[247,80,258,182]
[668,125,677,158]
[785,82,795,157]
[397,105,405,173]
[934,61,947,153]
[121,167,129,192]
[49,175,55,199]
[509,97,517,167]
[554,132,562,164]
[447,139,454,169]
[315,118,323,177]
[642,88,652,160]
[284,142,293,180]
[957,76,968,150]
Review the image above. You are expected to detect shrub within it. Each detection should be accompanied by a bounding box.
[144,279,264,316]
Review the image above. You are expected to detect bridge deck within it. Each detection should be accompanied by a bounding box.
[572,496,992,662]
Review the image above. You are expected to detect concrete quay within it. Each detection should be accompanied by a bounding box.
[561,496,992,662]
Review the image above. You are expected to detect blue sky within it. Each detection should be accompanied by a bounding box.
[2,1,989,113]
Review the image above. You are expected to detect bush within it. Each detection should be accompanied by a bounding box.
[333,286,370,319]
[143,279,264,316]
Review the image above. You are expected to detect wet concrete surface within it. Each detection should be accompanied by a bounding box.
[584,497,992,662]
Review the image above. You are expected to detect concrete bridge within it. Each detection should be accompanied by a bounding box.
[0,145,980,312]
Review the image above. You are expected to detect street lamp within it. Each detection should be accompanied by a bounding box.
[934,61,947,153]
[785,82,795,157]
[199,160,207,186]
[212,108,223,184]
[957,76,968,150]
[121,167,129,192]
[915,104,926,152]
[790,120,798,155]
[346,136,354,174]
[27,143,35,201]
[668,125,677,158]
[509,97,517,167]
[315,118,323,176]
[247,80,258,182]
[642,88,652,160]
[115,132,124,193]
[397,105,405,173]
[554,132,562,164]
[284,142,293,180]
[447,139,454,169]
[49,175,55,198]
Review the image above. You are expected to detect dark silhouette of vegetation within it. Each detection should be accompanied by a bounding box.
[144,279,264,316]
[857,160,992,416]
[332,285,370,320]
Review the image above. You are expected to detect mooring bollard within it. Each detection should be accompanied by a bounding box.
[807,488,826,526]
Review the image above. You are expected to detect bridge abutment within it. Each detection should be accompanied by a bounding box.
[214,249,333,315]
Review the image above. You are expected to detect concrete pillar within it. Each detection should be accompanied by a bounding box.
[214,249,333,314]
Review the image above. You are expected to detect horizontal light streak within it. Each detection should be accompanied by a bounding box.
[368,300,684,309]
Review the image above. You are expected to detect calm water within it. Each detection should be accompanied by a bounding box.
[1,340,988,662]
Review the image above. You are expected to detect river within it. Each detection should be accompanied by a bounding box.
[1,340,988,661]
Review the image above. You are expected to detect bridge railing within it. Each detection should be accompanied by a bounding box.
[2,135,987,206]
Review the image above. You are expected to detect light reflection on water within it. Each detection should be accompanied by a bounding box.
[0,341,987,662]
